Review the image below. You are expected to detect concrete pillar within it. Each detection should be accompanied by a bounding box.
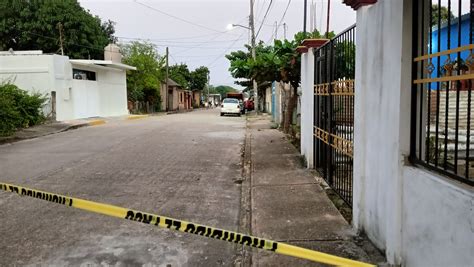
[352,0,413,265]
[300,48,315,168]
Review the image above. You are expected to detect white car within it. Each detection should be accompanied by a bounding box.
[220,98,241,116]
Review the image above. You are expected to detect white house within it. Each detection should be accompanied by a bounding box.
[0,46,135,121]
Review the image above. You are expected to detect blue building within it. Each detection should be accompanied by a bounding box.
[430,13,471,89]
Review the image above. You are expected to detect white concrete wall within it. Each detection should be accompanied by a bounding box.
[0,54,128,121]
[401,167,474,267]
[273,82,283,124]
[71,80,99,119]
[52,55,74,121]
[96,68,128,117]
[300,49,315,168]
[265,86,272,114]
[353,0,474,266]
[0,54,75,121]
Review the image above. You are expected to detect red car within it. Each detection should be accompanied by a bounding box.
[244,99,254,111]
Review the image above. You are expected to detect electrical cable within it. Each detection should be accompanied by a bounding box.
[255,0,273,38]
[134,0,232,34]
[276,0,292,37]
[207,31,246,68]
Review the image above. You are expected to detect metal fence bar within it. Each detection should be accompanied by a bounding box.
[313,25,356,206]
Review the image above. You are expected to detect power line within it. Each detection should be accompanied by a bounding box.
[118,39,243,50]
[169,53,178,64]
[24,31,106,52]
[207,32,246,68]
[171,14,248,56]
[255,0,274,38]
[276,0,292,37]
[134,0,232,34]
[265,0,291,44]
[255,0,267,21]
[117,36,247,44]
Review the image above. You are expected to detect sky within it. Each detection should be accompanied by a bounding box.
[78,0,357,89]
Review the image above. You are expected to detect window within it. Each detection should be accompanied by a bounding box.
[73,69,96,81]
[410,1,473,186]
[223,98,239,104]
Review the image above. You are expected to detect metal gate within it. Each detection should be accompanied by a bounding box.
[313,25,356,206]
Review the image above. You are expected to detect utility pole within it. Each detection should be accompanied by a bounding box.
[250,0,258,113]
[274,21,278,41]
[165,47,169,111]
[57,22,64,56]
[283,23,287,39]
[303,0,307,33]
[207,72,210,105]
[326,0,331,38]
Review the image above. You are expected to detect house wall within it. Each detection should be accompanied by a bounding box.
[300,48,315,168]
[160,84,167,111]
[0,54,128,121]
[272,82,285,125]
[70,63,127,119]
[0,54,75,121]
[353,0,474,266]
[96,67,128,117]
[71,79,99,119]
[193,91,201,107]
[265,86,272,114]
[177,90,184,110]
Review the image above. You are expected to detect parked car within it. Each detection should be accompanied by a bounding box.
[244,99,254,111]
[220,98,241,116]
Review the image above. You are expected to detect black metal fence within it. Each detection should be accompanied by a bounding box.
[314,24,356,206]
[410,0,474,186]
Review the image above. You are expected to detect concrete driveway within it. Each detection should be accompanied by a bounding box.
[0,109,245,266]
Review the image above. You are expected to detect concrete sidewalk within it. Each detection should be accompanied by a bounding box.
[242,115,385,266]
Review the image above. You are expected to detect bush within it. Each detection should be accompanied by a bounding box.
[0,83,47,136]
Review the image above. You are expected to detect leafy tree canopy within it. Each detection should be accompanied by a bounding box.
[0,0,116,59]
[189,66,210,91]
[121,41,164,104]
[431,4,457,27]
[226,29,335,90]
[169,63,191,89]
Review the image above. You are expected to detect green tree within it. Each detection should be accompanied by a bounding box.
[431,4,457,27]
[0,0,116,59]
[189,66,210,91]
[121,41,164,109]
[169,64,191,89]
[227,31,329,133]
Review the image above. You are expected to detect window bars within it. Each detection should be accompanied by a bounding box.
[411,0,474,186]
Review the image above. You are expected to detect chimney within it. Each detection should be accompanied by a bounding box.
[104,43,122,63]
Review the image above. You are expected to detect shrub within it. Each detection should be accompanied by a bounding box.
[0,83,47,136]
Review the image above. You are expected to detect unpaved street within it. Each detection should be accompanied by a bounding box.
[0,109,245,266]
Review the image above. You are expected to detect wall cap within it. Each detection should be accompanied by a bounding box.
[342,0,377,10]
[302,39,330,48]
[296,46,309,53]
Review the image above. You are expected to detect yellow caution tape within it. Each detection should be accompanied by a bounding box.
[0,182,375,267]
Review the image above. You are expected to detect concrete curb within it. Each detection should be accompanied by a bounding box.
[87,119,107,126]
[0,122,89,146]
[126,115,149,120]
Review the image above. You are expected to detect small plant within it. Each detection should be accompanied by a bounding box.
[0,83,47,136]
